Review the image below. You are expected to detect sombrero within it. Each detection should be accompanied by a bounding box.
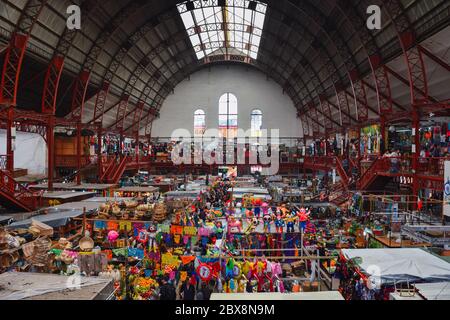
[79,236,94,251]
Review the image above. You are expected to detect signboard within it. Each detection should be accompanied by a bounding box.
[444,161,450,217]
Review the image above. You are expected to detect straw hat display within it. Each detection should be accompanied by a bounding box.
[153,203,168,223]
[124,200,138,208]
[79,235,94,252]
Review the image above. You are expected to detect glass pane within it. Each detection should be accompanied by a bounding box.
[219,115,228,127]
[228,115,238,127]
[177,1,267,60]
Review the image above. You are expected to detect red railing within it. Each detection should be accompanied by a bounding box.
[0,169,42,211]
[110,156,130,184]
[100,155,117,182]
[357,156,449,190]
[55,155,93,168]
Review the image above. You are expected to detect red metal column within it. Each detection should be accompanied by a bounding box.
[0,34,28,106]
[114,95,130,133]
[6,107,14,172]
[356,124,361,175]
[41,55,64,114]
[412,109,420,204]
[131,102,144,164]
[370,55,393,114]
[319,98,333,134]
[92,82,110,125]
[76,121,82,185]
[67,71,90,121]
[349,70,369,123]
[335,86,351,127]
[47,115,54,191]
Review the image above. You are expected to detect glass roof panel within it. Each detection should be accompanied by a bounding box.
[177,0,267,60]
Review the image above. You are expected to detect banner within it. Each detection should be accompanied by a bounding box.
[444,161,450,217]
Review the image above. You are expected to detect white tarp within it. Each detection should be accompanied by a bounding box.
[342,248,450,284]
[0,272,112,300]
[0,129,47,175]
[415,282,450,300]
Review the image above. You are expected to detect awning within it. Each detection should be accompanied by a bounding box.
[341,248,450,284]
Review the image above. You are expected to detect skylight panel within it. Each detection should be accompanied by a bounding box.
[177,0,267,60]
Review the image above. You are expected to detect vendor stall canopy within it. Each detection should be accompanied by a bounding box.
[0,0,449,133]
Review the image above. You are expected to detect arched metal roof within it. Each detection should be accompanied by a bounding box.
[0,0,449,135]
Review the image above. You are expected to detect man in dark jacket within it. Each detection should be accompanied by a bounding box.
[159,277,176,300]
[180,280,196,300]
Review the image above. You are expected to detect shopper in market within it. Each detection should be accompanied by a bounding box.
[180,277,196,300]
[159,276,177,300]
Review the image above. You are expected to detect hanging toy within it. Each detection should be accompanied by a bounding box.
[107,230,119,242]
[196,263,213,282]
[228,216,242,234]
[253,198,262,217]
[285,212,297,233]
[136,229,149,244]
[244,217,259,235]
[297,207,310,232]
[233,262,242,279]
[274,214,285,233]
[262,211,274,233]
[225,258,235,279]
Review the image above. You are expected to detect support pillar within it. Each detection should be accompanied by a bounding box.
[380,115,386,155]
[47,116,55,191]
[412,109,420,209]
[357,125,361,175]
[76,121,82,185]
[6,106,14,172]
[135,133,140,168]
[97,124,103,180]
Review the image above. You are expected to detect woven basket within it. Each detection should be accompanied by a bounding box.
[153,203,168,222]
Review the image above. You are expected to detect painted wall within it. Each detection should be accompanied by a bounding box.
[0,129,47,175]
[150,64,303,138]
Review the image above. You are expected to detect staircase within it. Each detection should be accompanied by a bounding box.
[333,156,350,189]
[100,156,129,184]
[357,158,381,190]
[0,170,42,212]
[329,181,351,206]
[99,156,118,182]
[303,156,350,190]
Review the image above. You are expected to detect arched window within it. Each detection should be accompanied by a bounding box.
[251,109,263,137]
[219,93,238,139]
[194,109,206,136]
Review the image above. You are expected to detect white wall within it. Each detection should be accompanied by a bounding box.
[0,129,47,175]
[150,65,302,138]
